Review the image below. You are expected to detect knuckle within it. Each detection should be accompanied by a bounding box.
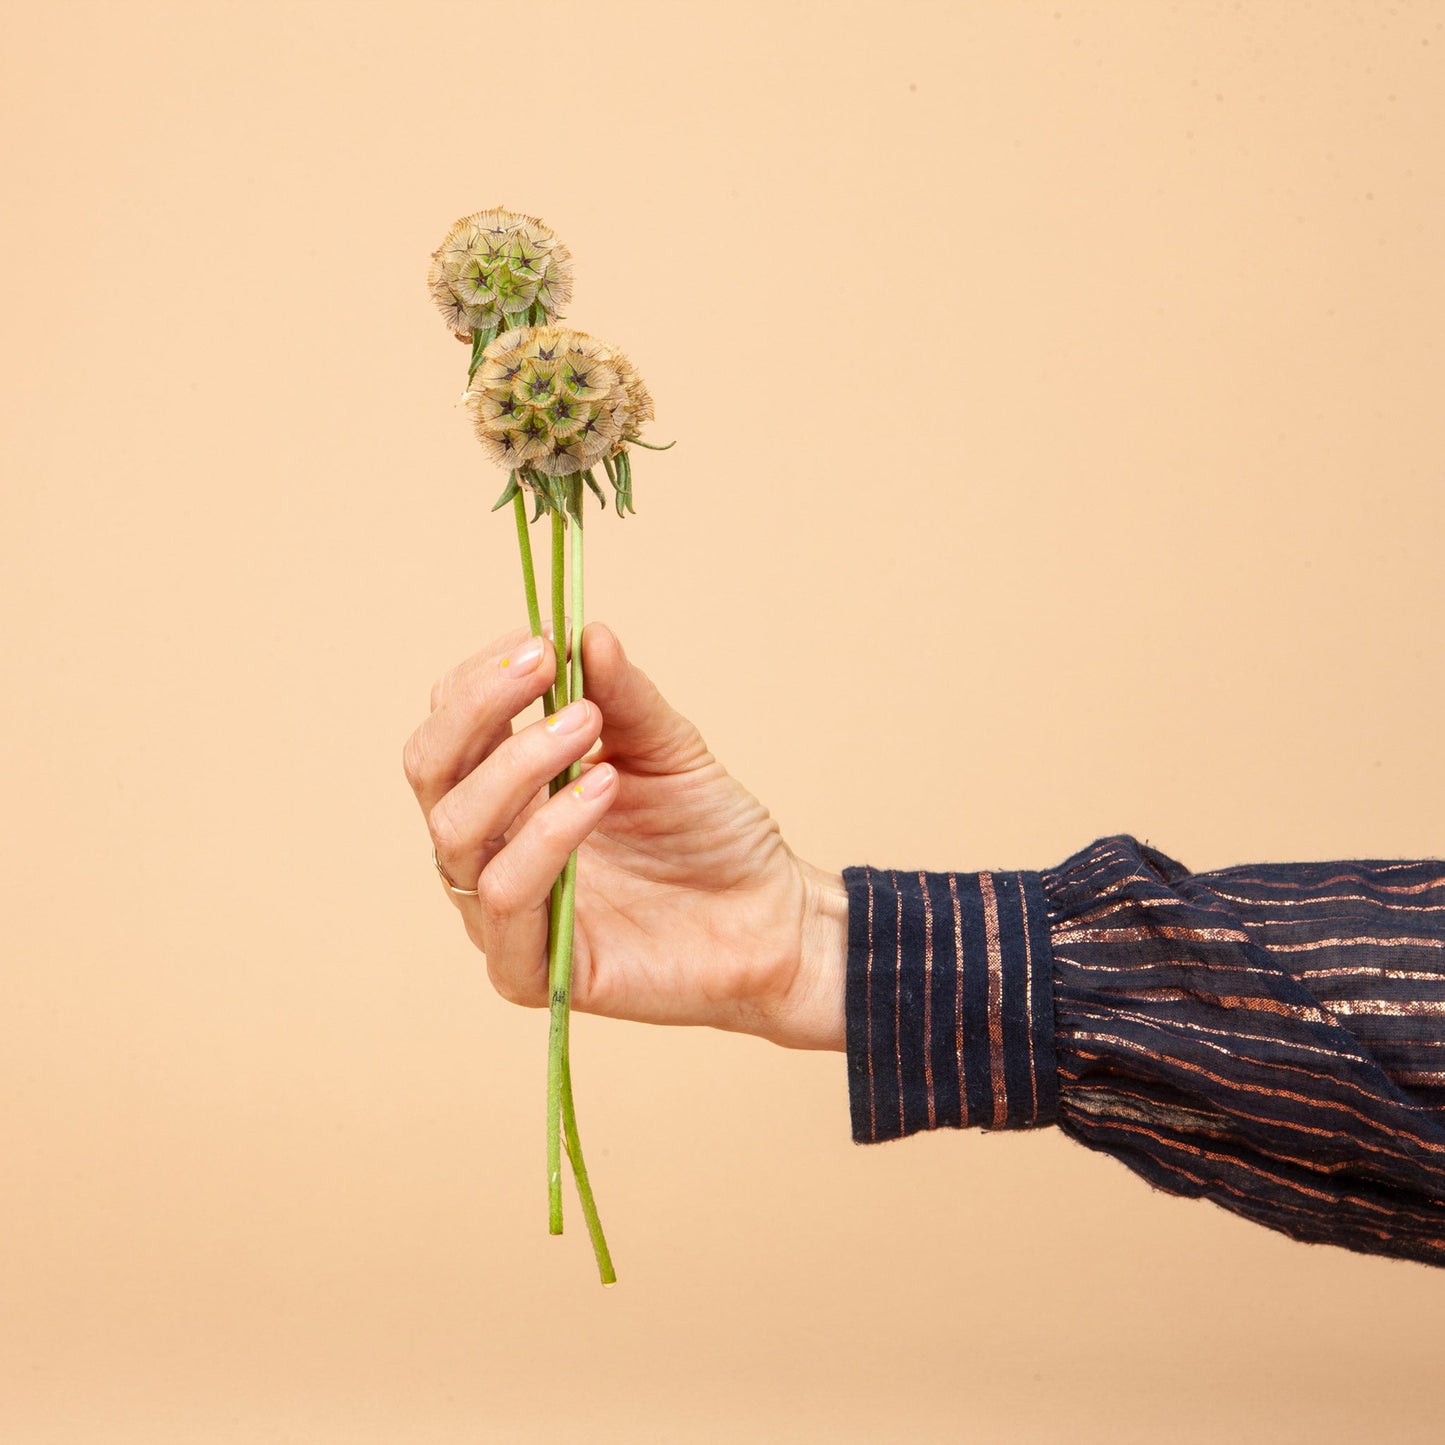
[488,958,545,1009]
[429,668,453,712]
[459,665,501,724]
[401,731,430,792]
[531,799,569,851]
[427,799,464,860]
[475,861,514,923]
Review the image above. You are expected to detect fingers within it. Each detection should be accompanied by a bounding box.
[428,697,605,892]
[404,629,557,818]
[428,623,534,712]
[581,622,710,774]
[473,761,620,1006]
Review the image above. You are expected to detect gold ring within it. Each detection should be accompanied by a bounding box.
[432,846,480,897]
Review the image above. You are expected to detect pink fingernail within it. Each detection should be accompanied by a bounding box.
[572,763,615,800]
[545,700,590,734]
[501,638,545,674]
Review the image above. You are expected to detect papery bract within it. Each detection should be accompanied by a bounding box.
[427,208,575,341]
[467,325,654,478]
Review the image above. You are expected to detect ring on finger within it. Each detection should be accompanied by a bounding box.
[432,845,480,897]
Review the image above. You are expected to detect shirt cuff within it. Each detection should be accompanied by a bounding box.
[842,866,1059,1143]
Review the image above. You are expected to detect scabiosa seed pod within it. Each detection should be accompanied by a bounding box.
[608,350,656,447]
[467,325,654,479]
[427,208,575,341]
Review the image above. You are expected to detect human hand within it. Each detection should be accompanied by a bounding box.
[403,622,847,1050]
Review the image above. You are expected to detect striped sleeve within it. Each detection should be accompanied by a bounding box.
[843,834,1445,1269]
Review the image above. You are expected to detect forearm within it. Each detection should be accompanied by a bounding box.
[841,833,1445,1269]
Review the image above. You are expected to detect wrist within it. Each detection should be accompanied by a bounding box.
[766,860,848,1051]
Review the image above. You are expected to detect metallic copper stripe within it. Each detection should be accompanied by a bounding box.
[1055,923,1249,944]
[893,869,904,1139]
[1067,1086,1445,1238]
[1068,1105,1336,1203]
[1246,915,1408,927]
[1208,888,1445,914]
[1079,1116,1435,1236]
[1068,1037,1445,1158]
[1058,895,1238,928]
[918,871,936,1129]
[1207,872,1445,896]
[1327,999,1445,1017]
[1065,1000,1375,1068]
[1062,1015,1418,1113]
[1019,872,1038,1122]
[1067,853,1131,891]
[1082,985,1333,1025]
[1065,1077,1437,1195]
[980,872,1007,1126]
[1058,954,1297,980]
[949,874,966,1125]
[1299,965,1445,981]
[1062,1055,1424,1175]
[865,869,876,1142]
[1399,1070,1445,1086]
[1261,935,1445,953]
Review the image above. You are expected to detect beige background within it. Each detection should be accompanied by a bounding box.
[4,1,1443,1440]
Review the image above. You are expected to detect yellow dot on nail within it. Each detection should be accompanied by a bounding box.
[572,784,583,798]
[501,657,510,668]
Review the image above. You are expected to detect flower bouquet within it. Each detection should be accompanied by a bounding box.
[426,208,670,1284]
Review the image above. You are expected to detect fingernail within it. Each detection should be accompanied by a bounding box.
[572,763,615,800]
[501,638,545,674]
[545,700,590,734]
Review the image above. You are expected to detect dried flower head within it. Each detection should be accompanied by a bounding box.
[467,325,654,479]
[427,208,574,341]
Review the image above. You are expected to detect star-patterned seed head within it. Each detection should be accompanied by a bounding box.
[427,208,575,342]
[467,325,655,478]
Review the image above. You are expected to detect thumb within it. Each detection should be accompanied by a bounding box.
[580,622,710,774]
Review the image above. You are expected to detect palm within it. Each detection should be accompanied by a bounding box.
[556,752,806,1036]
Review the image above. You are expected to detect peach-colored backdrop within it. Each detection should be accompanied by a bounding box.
[4,2,1443,1441]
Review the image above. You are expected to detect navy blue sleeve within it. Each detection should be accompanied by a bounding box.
[844,835,1445,1269]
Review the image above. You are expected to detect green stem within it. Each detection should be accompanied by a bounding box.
[550,509,569,718]
[546,514,609,1283]
[512,487,555,717]
[545,508,570,1234]
[510,492,613,1280]
[546,848,576,1239]
[512,486,543,637]
[568,508,584,705]
[546,873,566,1235]
[562,1053,615,1284]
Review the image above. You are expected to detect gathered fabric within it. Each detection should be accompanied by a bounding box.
[843,834,1445,1268]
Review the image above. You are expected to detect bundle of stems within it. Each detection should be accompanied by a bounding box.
[429,206,664,1286]
[507,482,614,1285]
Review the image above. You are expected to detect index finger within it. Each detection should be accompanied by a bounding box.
[404,629,557,817]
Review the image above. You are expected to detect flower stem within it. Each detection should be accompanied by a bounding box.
[514,498,613,1280]
[511,486,555,714]
[562,1052,615,1284]
[558,510,614,1283]
[545,507,570,1235]
[550,509,569,718]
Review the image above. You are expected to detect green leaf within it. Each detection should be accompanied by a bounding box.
[584,470,606,509]
[491,472,521,512]
[467,325,497,383]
